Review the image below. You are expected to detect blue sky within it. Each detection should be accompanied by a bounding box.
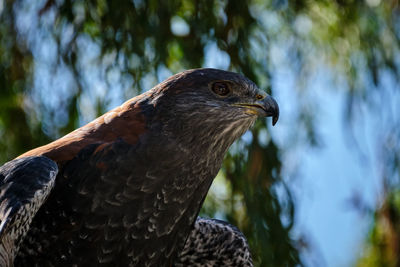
[278,73,380,266]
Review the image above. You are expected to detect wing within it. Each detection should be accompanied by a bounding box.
[174,217,253,267]
[16,138,204,266]
[0,156,58,266]
[15,141,161,266]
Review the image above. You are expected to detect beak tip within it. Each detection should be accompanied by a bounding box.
[272,115,278,126]
[270,97,279,126]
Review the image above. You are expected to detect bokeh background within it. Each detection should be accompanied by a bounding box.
[1,0,399,266]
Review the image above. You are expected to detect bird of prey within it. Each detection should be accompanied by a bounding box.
[0,68,279,266]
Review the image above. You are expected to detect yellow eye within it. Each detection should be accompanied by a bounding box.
[211,82,231,96]
[256,94,264,100]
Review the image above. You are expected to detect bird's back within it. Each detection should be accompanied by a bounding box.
[13,96,217,266]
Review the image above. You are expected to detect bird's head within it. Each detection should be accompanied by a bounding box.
[147,68,279,153]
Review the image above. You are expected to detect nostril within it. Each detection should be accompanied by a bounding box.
[256,94,264,100]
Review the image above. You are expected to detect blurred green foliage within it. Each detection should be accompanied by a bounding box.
[357,191,400,267]
[1,0,400,266]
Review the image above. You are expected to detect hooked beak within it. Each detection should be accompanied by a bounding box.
[234,95,280,126]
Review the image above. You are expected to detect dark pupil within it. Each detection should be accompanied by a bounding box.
[213,83,229,96]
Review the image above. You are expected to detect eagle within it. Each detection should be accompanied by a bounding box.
[0,68,279,266]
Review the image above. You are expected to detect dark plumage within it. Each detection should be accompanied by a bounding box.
[0,156,58,266]
[175,218,253,266]
[0,68,279,266]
